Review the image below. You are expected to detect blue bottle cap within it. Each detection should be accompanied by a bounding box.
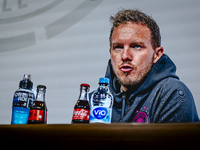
[99,78,109,84]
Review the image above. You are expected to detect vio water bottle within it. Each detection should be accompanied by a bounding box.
[90,77,113,124]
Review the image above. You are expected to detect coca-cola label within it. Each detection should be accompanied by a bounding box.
[72,108,90,121]
[28,109,44,121]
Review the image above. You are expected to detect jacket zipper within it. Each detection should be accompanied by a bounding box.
[119,93,126,122]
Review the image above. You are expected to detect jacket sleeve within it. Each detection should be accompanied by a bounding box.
[153,78,199,123]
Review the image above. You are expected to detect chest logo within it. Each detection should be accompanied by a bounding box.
[133,107,149,123]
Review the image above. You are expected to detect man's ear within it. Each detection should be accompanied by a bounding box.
[109,48,111,54]
[153,47,164,64]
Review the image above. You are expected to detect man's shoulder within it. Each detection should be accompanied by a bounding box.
[152,77,194,107]
[160,77,192,96]
[156,77,195,113]
[152,77,199,122]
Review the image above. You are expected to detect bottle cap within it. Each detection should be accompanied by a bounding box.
[23,74,31,81]
[99,78,109,84]
[80,83,90,87]
[37,85,46,93]
[19,74,33,90]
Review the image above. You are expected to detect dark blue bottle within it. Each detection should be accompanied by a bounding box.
[11,74,35,124]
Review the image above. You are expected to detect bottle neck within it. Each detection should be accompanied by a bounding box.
[19,79,33,90]
[36,91,45,102]
[99,83,109,90]
[79,86,89,101]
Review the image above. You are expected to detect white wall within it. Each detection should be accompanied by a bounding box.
[0,0,199,124]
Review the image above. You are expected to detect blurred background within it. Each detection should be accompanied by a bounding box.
[0,0,200,124]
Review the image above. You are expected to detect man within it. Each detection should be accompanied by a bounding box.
[105,9,199,123]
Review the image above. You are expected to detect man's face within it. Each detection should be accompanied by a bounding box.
[110,22,156,89]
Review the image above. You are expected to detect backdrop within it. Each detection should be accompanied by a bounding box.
[0,0,200,124]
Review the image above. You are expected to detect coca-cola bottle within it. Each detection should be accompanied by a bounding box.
[72,83,90,123]
[28,85,47,124]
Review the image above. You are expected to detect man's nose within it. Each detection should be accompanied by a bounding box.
[122,46,132,62]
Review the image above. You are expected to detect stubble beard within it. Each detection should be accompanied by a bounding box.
[112,58,154,90]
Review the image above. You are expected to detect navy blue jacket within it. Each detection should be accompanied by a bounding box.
[105,54,199,123]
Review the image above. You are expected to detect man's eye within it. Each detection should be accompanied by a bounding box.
[133,45,142,49]
[114,45,123,49]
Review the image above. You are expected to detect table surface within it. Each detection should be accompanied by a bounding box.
[1,123,200,149]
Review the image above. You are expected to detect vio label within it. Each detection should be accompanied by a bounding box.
[93,107,107,119]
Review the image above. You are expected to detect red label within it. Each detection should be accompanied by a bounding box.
[28,109,44,121]
[45,111,47,123]
[72,108,90,121]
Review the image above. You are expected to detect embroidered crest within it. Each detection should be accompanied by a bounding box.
[133,107,149,123]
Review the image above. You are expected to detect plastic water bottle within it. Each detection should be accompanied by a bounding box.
[11,74,35,124]
[90,78,113,124]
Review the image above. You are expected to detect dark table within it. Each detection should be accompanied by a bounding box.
[0,123,200,149]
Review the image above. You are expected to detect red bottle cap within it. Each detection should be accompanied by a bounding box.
[80,83,90,87]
